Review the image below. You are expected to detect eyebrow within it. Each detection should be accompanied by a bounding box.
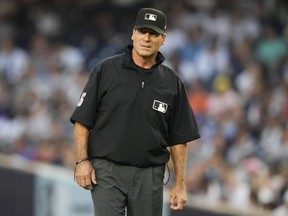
[136,28,161,36]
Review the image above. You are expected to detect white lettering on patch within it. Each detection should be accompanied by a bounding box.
[77,92,87,107]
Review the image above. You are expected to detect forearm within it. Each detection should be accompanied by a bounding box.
[169,143,188,210]
[74,122,96,189]
[74,122,90,160]
[170,144,187,184]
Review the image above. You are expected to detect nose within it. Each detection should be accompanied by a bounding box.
[143,32,152,41]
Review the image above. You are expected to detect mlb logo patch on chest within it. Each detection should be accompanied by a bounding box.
[153,100,168,113]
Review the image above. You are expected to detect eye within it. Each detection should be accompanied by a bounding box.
[150,32,160,37]
[137,29,160,37]
[138,29,146,34]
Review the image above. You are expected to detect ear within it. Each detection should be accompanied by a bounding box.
[161,33,166,45]
[131,29,136,40]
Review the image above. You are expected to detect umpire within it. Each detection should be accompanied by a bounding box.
[70,7,200,216]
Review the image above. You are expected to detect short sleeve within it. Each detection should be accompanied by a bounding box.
[70,65,102,129]
[168,78,200,145]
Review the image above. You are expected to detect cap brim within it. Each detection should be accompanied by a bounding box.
[134,24,164,35]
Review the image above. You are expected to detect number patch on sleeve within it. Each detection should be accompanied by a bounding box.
[77,92,87,107]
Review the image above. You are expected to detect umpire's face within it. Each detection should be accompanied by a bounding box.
[131,28,166,60]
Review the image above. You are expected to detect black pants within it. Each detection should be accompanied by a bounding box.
[90,158,165,216]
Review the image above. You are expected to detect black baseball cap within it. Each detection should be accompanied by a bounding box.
[134,8,167,35]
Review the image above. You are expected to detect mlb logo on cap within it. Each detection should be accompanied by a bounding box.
[145,13,157,21]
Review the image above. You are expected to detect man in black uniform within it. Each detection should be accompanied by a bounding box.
[70,8,200,216]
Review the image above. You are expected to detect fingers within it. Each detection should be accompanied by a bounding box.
[91,169,97,185]
[169,184,187,211]
[170,201,185,211]
[170,197,186,211]
[74,161,97,190]
[76,176,93,190]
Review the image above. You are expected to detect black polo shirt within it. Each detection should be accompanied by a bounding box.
[70,46,200,167]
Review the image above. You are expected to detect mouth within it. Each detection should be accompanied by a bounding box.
[141,45,151,49]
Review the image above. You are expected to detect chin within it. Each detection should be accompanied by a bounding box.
[140,50,155,57]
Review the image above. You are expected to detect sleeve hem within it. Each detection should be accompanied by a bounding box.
[70,117,94,130]
[169,133,201,146]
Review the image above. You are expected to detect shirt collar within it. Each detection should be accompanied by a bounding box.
[122,45,165,69]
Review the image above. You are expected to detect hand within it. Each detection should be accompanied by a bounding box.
[169,183,187,211]
[75,160,97,190]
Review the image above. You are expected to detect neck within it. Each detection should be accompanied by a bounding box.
[132,49,156,69]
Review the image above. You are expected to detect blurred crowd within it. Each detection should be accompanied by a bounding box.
[0,0,288,215]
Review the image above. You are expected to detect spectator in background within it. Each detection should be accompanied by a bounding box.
[255,22,287,67]
[194,36,230,87]
[0,36,29,84]
[255,22,288,84]
[226,123,257,166]
[235,62,263,103]
[206,75,242,121]
[187,79,209,118]
[177,26,204,85]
